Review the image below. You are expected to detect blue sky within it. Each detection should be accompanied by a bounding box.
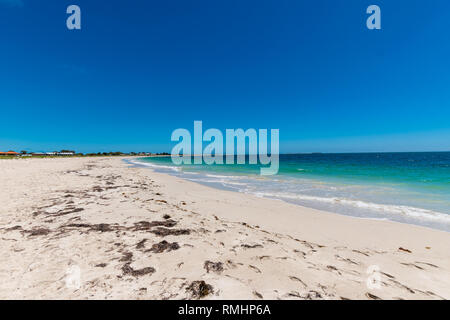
[1,0,449,153]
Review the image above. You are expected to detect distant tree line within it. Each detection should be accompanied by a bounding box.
[3,150,168,158]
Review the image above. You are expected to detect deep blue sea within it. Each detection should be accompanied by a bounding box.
[129,152,450,232]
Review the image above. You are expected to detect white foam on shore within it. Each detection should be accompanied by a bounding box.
[253,191,450,224]
[188,178,247,186]
[205,174,245,179]
[128,159,181,172]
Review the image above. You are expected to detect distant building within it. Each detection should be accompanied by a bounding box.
[1,150,77,156]
[0,151,19,156]
[30,151,76,156]
[59,150,76,156]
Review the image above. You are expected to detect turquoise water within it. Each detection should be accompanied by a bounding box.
[130,152,450,232]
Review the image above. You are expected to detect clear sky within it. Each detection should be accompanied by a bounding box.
[1,0,449,153]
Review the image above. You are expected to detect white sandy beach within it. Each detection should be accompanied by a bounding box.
[0,157,449,300]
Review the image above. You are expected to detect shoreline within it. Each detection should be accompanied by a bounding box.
[0,157,449,299]
[129,157,450,233]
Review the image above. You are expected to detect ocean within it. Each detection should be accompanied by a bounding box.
[128,152,450,232]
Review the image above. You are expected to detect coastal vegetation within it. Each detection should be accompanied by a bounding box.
[0,150,161,159]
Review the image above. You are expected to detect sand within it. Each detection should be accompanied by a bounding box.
[0,157,449,300]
